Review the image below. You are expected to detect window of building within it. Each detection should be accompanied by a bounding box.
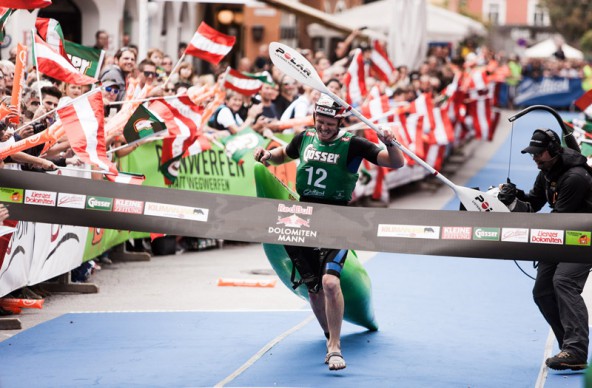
[483,0,506,25]
[528,0,550,26]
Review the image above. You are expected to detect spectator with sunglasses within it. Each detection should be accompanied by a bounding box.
[102,79,122,118]
[99,46,137,100]
[136,59,161,98]
[163,81,176,97]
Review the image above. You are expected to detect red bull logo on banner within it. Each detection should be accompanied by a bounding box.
[277,214,310,228]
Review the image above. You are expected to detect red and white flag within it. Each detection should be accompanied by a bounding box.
[466,97,494,140]
[35,17,66,57]
[575,89,592,117]
[403,93,436,130]
[57,90,117,175]
[163,95,212,157]
[149,100,199,184]
[398,113,425,161]
[185,22,236,65]
[33,35,97,85]
[370,40,395,83]
[429,106,455,146]
[223,68,263,96]
[0,0,50,9]
[361,92,394,125]
[343,49,367,107]
[105,172,145,185]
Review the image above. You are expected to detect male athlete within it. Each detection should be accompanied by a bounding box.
[254,93,405,370]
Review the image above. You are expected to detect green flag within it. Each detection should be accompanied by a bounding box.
[220,127,266,164]
[64,40,105,78]
[123,104,167,144]
[0,8,14,43]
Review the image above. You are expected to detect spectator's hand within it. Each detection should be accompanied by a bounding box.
[252,115,270,131]
[37,159,57,171]
[66,155,83,166]
[33,105,48,120]
[16,125,34,139]
[262,128,274,139]
[263,119,280,132]
[0,204,9,222]
[498,181,517,206]
[3,105,20,125]
[247,103,263,119]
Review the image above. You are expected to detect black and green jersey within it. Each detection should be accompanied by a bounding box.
[286,129,383,204]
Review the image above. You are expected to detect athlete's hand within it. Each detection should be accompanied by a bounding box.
[377,126,396,147]
[253,146,271,166]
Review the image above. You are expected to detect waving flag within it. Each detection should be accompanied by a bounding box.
[123,104,167,144]
[185,22,235,65]
[35,17,66,57]
[370,40,395,83]
[220,127,265,164]
[33,34,97,85]
[575,89,592,117]
[149,100,198,185]
[223,68,263,96]
[0,0,50,9]
[343,49,368,107]
[57,90,117,175]
[105,172,145,185]
[0,7,14,43]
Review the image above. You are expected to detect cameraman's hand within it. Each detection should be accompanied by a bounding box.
[497,181,517,206]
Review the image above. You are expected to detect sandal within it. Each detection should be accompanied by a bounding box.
[326,352,346,370]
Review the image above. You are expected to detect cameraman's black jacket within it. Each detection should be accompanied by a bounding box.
[514,148,592,213]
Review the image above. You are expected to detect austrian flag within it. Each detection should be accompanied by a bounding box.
[223,68,263,96]
[57,89,118,175]
[33,35,97,85]
[185,22,235,65]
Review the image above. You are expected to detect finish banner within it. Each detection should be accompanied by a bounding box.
[1,169,591,263]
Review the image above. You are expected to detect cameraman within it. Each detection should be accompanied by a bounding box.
[497,129,592,371]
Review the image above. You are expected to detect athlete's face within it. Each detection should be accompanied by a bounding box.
[315,114,340,142]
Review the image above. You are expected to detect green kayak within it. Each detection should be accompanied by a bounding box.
[254,162,378,331]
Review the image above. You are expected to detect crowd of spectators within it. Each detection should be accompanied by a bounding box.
[1,26,591,315]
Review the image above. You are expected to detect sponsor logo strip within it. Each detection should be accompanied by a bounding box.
[377,224,440,239]
[473,227,500,241]
[565,230,591,247]
[57,193,86,209]
[113,198,144,214]
[144,202,209,222]
[501,228,529,243]
[441,226,472,240]
[530,228,564,245]
[86,196,113,211]
[0,187,24,203]
[24,190,56,206]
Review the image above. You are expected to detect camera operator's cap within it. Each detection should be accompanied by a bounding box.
[521,130,552,154]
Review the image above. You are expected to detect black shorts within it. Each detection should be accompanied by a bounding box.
[284,246,348,292]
